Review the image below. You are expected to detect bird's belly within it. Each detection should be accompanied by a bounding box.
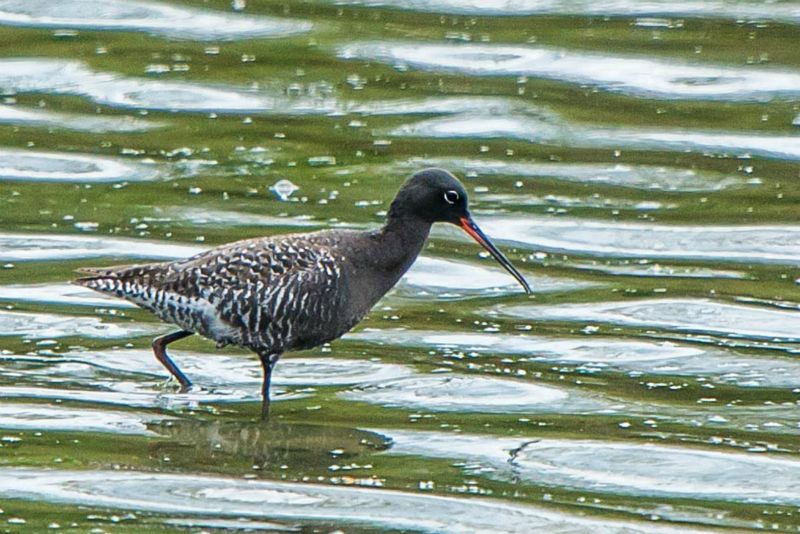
[142,293,240,345]
[263,294,362,353]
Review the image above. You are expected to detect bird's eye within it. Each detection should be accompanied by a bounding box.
[443,190,459,205]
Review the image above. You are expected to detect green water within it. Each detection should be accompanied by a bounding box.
[0,1,799,532]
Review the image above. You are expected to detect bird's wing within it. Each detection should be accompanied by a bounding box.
[174,236,344,349]
[77,235,343,349]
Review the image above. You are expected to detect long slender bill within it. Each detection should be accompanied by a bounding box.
[459,216,532,294]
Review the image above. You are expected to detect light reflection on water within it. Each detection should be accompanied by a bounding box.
[0,0,798,531]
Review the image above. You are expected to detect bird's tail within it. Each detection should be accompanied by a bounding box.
[73,264,156,295]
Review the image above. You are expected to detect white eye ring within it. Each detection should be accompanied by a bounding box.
[443,190,459,205]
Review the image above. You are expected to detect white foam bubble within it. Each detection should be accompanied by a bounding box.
[392,108,800,161]
[400,158,748,192]
[332,0,800,24]
[0,468,709,533]
[0,0,312,40]
[445,215,800,265]
[500,298,800,342]
[0,148,159,182]
[341,41,800,101]
[378,429,800,506]
[0,104,158,132]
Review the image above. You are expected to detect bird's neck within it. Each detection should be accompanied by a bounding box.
[339,215,431,321]
[371,214,432,278]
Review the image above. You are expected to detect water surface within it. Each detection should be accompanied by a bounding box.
[0,1,798,532]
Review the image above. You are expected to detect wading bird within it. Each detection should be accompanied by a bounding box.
[76,169,531,417]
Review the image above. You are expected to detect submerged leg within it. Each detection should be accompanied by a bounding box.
[258,352,281,420]
[152,330,194,391]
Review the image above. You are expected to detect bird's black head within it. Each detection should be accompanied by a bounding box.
[388,168,532,294]
[388,168,469,225]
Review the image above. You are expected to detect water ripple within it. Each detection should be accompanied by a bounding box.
[0,283,136,308]
[0,104,158,132]
[0,148,160,183]
[0,402,167,435]
[0,233,203,262]
[399,256,594,299]
[392,107,800,161]
[389,106,800,160]
[340,374,606,413]
[399,158,750,192]
[378,429,800,507]
[1,58,287,113]
[341,42,800,101]
[350,330,800,388]
[446,215,800,265]
[332,0,800,24]
[0,0,312,40]
[0,309,162,339]
[0,468,712,533]
[49,349,414,388]
[499,298,800,342]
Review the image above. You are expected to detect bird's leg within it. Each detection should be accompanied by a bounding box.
[257,352,281,420]
[152,330,194,392]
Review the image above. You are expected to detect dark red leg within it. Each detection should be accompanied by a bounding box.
[152,330,194,391]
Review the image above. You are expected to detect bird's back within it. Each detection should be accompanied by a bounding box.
[76,230,360,353]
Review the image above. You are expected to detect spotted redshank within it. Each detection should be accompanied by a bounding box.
[76,168,531,417]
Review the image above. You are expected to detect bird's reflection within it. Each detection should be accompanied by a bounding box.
[149,417,390,472]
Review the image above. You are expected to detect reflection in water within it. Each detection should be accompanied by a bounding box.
[154,418,388,469]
